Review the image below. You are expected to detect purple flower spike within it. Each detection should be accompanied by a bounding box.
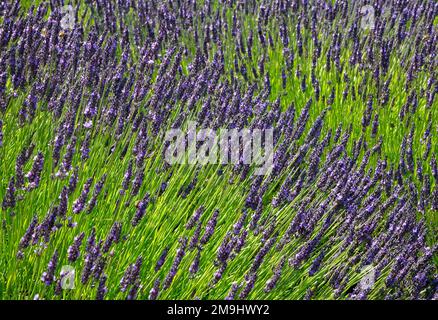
[233,209,248,235]
[149,279,160,300]
[200,209,219,245]
[72,178,93,214]
[189,222,202,250]
[189,249,201,275]
[19,215,38,250]
[67,232,85,262]
[185,206,204,230]
[96,274,108,300]
[86,174,107,214]
[264,256,286,293]
[41,250,59,286]
[131,193,150,226]
[155,246,169,272]
[225,282,241,300]
[67,167,79,195]
[2,176,16,209]
[57,186,68,218]
[103,222,122,253]
[239,272,257,299]
[163,237,187,290]
[120,256,143,292]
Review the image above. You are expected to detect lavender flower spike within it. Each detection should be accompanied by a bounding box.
[239,273,257,299]
[185,206,204,230]
[26,151,44,189]
[163,237,187,289]
[200,209,219,245]
[19,215,38,250]
[155,246,170,272]
[131,193,150,226]
[149,279,160,300]
[41,250,59,286]
[72,178,93,214]
[67,232,85,262]
[225,282,241,300]
[96,274,108,300]
[2,176,16,209]
[264,256,286,292]
[189,249,201,275]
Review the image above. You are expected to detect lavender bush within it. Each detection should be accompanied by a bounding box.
[0,0,436,300]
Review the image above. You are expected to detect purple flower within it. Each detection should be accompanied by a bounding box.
[149,278,160,300]
[96,274,108,300]
[26,151,44,189]
[84,91,99,119]
[131,193,150,226]
[82,239,103,284]
[131,168,144,196]
[155,246,169,272]
[432,187,438,211]
[233,209,248,235]
[225,282,241,300]
[212,263,227,285]
[163,237,187,289]
[158,181,167,196]
[406,126,415,172]
[185,206,204,230]
[19,215,38,250]
[189,222,202,250]
[189,249,201,274]
[41,250,58,286]
[261,217,277,244]
[239,272,257,299]
[67,232,85,262]
[72,178,93,214]
[200,209,219,245]
[234,229,248,254]
[126,280,141,300]
[423,135,431,161]
[216,232,236,265]
[361,96,373,130]
[2,176,16,209]
[86,227,96,253]
[103,222,122,253]
[120,256,143,292]
[249,200,263,231]
[291,231,323,269]
[179,176,198,199]
[371,114,379,138]
[15,144,34,189]
[431,156,437,183]
[265,256,286,292]
[67,167,79,195]
[120,160,133,194]
[80,132,91,161]
[60,137,77,174]
[292,98,312,141]
[304,288,314,300]
[92,256,107,281]
[86,174,107,214]
[57,186,68,218]
[309,250,325,276]
[250,236,277,273]
[81,254,94,284]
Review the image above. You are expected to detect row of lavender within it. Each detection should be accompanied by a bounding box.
[0,0,437,299]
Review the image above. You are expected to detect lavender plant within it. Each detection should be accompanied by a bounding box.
[0,0,436,300]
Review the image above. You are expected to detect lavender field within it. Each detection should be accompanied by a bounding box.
[0,0,437,300]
